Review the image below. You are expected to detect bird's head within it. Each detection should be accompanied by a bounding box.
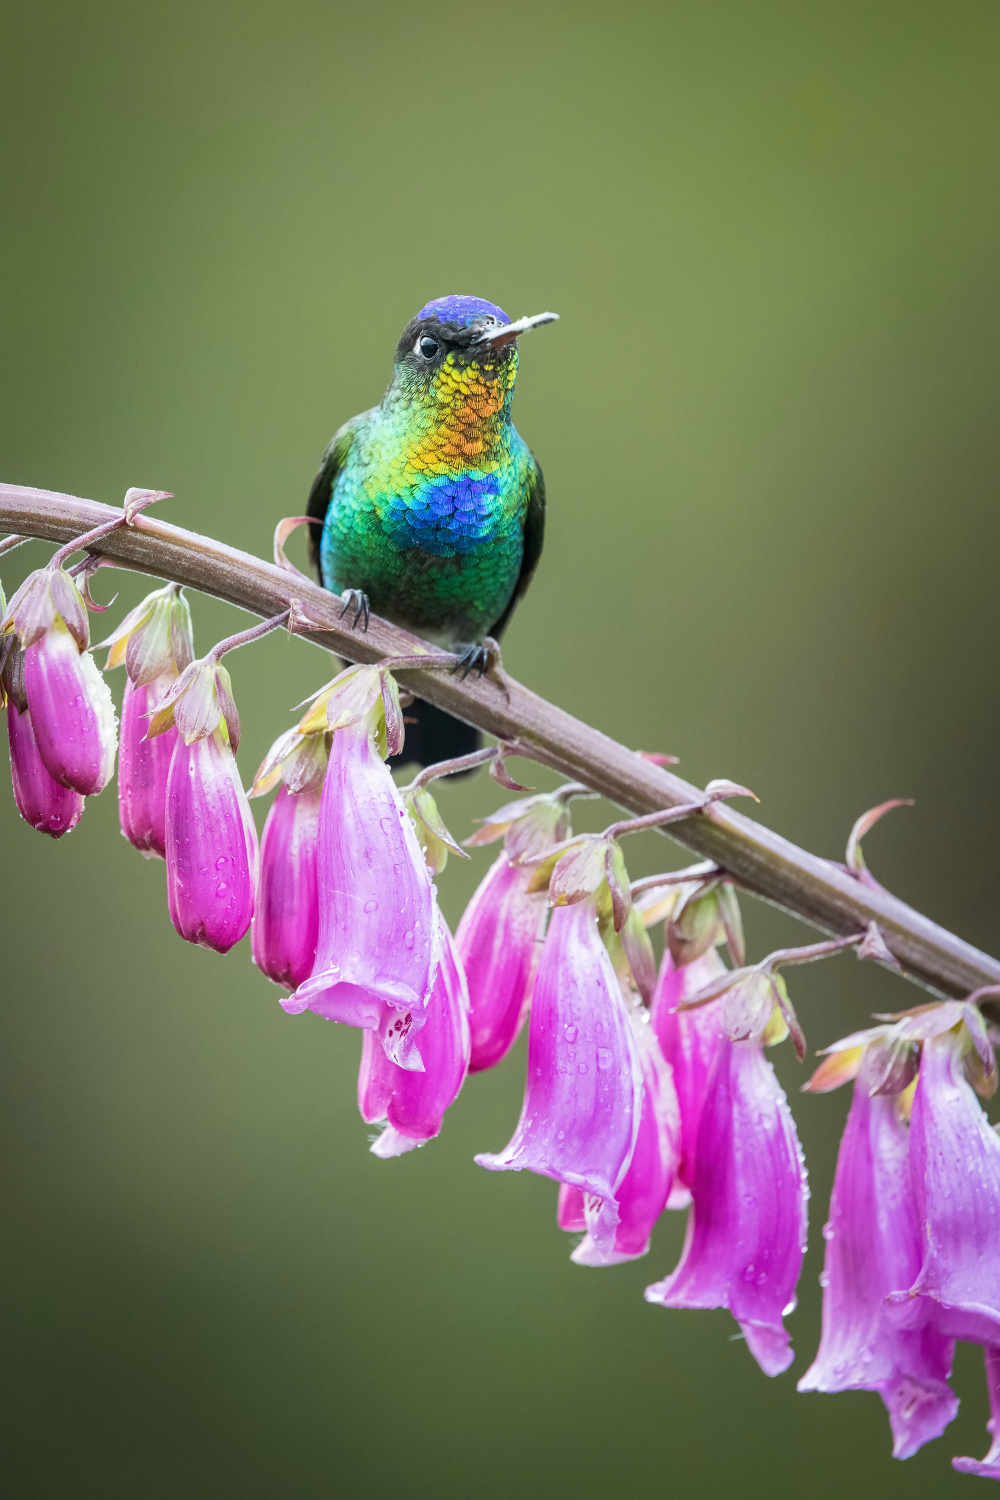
[389,295,558,424]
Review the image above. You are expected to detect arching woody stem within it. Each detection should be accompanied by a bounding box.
[3,480,999,1000]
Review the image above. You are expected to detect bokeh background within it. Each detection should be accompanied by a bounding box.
[3,2,1000,1495]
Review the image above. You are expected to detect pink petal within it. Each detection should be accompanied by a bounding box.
[651,948,728,1199]
[568,1012,681,1265]
[798,1082,957,1459]
[24,625,117,795]
[118,674,175,858]
[165,731,257,953]
[953,1346,1000,1479]
[455,851,548,1072]
[358,913,471,1151]
[285,717,438,1070]
[889,1031,1000,1347]
[646,1037,808,1376]
[475,898,642,1255]
[7,703,84,837]
[251,783,320,990]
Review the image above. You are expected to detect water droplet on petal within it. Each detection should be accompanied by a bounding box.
[564,1025,578,1044]
[597,1047,612,1070]
[364,899,378,913]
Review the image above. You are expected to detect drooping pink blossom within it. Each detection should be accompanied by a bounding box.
[358,912,471,1156]
[7,698,84,837]
[953,1346,1000,1480]
[118,674,177,857]
[252,782,320,990]
[457,851,548,1072]
[798,1080,958,1459]
[646,1036,808,1376]
[651,947,727,1205]
[457,791,571,1073]
[559,1008,680,1264]
[23,619,117,795]
[476,896,642,1255]
[284,713,438,1071]
[165,729,259,953]
[888,1029,1000,1348]
[102,582,194,859]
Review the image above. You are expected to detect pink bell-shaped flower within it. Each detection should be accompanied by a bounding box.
[252,785,320,991]
[23,619,117,796]
[101,583,194,858]
[165,728,258,953]
[953,1346,1000,1480]
[458,790,576,1072]
[558,1007,680,1264]
[3,559,117,796]
[248,726,330,991]
[6,679,84,838]
[358,911,471,1155]
[476,895,642,1255]
[798,1074,957,1458]
[283,666,437,1070]
[149,648,257,954]
[651,947,728,1206]
[646,1029,808,1377]
[888,1024,1000,1347]
[119,676,176,856]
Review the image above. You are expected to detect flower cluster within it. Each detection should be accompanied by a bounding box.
[802,999,1000,1473]
[3,528,999,1484]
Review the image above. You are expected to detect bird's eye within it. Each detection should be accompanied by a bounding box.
[417,335,439,360]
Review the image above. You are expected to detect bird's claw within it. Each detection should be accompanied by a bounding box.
[338,589,370,631]
[453,637,511,696]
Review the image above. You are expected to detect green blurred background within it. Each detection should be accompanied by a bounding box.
[2,2,999,1494]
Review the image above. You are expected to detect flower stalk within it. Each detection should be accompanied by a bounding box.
[2,483,999,1001]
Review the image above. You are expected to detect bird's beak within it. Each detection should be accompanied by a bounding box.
[474,311,560,348]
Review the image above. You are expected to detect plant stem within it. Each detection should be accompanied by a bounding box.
[408,746,499,789]
[3,481,998,999]
[207,609,291,662]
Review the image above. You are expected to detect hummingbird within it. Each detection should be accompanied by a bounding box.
[306,294,557,767]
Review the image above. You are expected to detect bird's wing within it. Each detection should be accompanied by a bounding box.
[488,451,546,640]
[305,408,376,581]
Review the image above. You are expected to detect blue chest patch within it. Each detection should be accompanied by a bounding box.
[381,473,512,557]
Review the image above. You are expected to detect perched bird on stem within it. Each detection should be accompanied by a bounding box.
[306,294,556,767]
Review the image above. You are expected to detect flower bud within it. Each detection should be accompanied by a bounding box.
[164,727,259,953]
[7,694,84,837]
[22,618,117,795]
[118,675,177,856]
[248,725,331,989]
[251,783,321,990]
[3,560,117,796]
[101,584,194,858]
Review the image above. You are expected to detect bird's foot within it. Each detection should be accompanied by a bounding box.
[338,589,370,631]
[453,637,511,696]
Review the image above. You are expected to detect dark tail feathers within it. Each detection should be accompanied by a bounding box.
[388,698,481,774]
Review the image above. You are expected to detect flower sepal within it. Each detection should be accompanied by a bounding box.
[100,582,193,686]
[296,663,403,759]
[148,657,241,748]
